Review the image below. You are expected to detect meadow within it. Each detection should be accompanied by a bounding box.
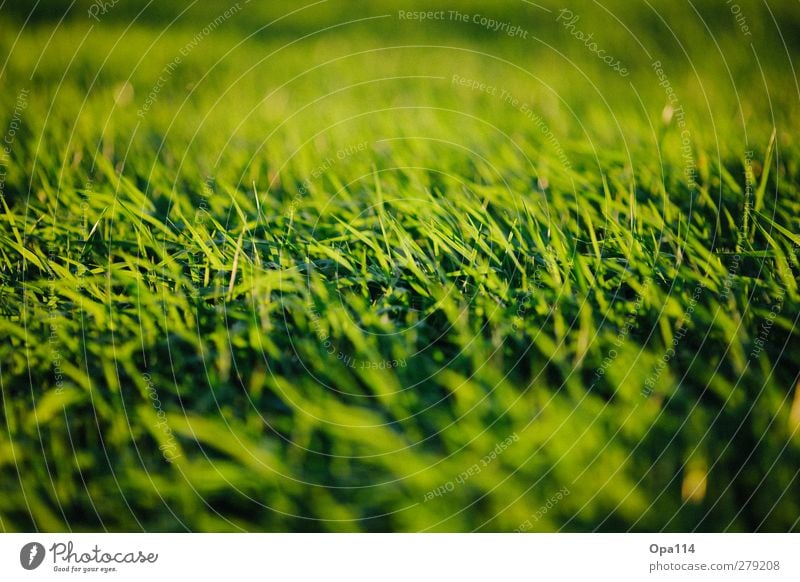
[0,0,798,532]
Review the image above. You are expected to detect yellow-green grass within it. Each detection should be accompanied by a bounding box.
[0,0,798,531]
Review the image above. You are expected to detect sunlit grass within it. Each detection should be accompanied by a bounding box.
[1,1,798,532]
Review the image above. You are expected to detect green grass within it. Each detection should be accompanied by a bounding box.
[1,0,799,532]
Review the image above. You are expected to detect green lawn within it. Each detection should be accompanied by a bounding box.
[1,0,799,532]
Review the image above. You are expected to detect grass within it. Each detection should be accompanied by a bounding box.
[0,0,799,532]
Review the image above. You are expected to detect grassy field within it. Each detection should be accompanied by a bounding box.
[1,0,799,532]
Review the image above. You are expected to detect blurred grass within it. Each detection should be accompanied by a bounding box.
[0,0,799,532]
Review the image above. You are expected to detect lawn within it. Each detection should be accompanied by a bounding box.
[0,0,799,532]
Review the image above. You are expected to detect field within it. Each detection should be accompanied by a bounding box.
[1,0,799,532]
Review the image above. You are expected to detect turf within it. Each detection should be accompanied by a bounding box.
[1,0,799,532]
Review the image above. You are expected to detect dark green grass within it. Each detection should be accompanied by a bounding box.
[1,0,799,531]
